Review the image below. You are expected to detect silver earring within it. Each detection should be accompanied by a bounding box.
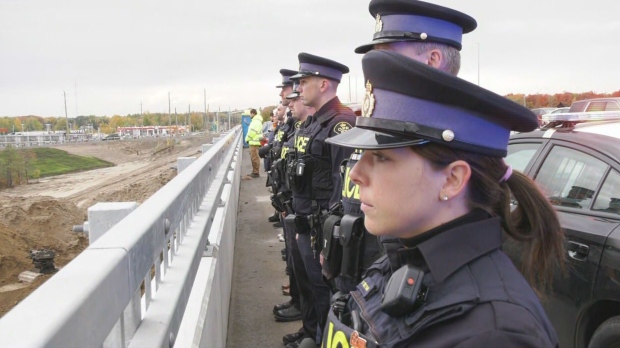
[441,195,449,201]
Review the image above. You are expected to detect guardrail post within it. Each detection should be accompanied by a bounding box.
[201,144,212,154]
[177,157,197,174]
[88,202,139,245]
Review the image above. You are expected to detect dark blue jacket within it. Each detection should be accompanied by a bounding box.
[322,213,559,347]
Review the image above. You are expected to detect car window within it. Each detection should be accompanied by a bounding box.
[605,102,620,111]
[506,143,542,172]
[535,146,609,209]
[592,170,620,215]
[586,101,606,112]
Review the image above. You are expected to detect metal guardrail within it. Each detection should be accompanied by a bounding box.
[0,126,243,347]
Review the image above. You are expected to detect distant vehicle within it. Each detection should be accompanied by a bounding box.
[568,97,620,113]
[102,133,120,141]
[549,107,570,114]
[531,108,557,126]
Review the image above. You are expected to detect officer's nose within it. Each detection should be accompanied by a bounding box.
[349,152,368,187]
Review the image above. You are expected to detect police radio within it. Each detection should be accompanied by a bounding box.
[381,264,427,317]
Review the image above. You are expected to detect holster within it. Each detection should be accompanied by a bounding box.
[271,191,292,213]
[321,213,344,280]
[270,193,285,213]
[339,214,365,281]
[284,214,298,234]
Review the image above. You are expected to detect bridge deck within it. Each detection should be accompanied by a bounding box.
[226,148,298,347]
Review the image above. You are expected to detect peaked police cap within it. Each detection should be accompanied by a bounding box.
[326,50,538,157]
[276,69,298,88]
[290,53,350,83]
[286,81,301,100]
[355,0,477,53]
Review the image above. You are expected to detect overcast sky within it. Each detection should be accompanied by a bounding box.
[1,0,618,117]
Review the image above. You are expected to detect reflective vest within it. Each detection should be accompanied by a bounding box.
[245,115,263,146]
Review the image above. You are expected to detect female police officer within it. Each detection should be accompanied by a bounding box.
[307,50,564,348]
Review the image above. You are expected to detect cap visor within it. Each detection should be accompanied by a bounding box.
[290,72,310,80]
[355,38,422,54]
[285,92,299,100]
[326,127,429,149]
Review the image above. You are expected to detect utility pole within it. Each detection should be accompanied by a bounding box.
[74,81,78,117]
[204,88,207,130]
[168,92,171,131]
[63,91,69,140]
[477,43,480,86]
[175,108,178,136]
[348,75,352,102]
[188,104,191,134]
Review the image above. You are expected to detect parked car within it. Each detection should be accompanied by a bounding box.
[568,97,620,113]
[505,112,620,348]
[531,107,557,126]
[102,133,120,141]
[549,107,570,114]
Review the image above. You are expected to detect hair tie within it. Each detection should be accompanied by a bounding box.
[500,165,512,183]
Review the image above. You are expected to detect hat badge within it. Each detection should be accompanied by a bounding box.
[362,80,376,118]
[375,14,383,33]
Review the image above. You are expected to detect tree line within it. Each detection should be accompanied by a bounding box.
[2,91,619,134]
[505,90,620,109]
[0,110,253,135]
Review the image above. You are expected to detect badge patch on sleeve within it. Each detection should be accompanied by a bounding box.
[357,278,376,298]
[333,121,352,135]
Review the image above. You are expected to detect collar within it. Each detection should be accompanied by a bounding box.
[394,211,503,283]
[315,96,342,125]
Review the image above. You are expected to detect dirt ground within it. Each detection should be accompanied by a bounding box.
[0,134,214,317]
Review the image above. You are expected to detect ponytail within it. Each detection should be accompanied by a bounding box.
[414,144,565,294]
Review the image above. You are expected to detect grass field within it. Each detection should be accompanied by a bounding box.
[2,147,114,178]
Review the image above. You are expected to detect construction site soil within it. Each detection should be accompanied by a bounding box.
[0,134,213,317]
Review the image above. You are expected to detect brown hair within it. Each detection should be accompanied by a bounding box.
[413,143,565,294]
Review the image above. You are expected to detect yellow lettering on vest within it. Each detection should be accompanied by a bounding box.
[332,331,350,348]
[362,281,370,292]
[342,167,360,200]
[323,321,334,348]
[281,147,289,159]
[295,136,309,153]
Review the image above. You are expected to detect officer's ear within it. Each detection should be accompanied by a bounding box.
[319,78,330,93]
[427,49,443,70]
[439,160,471,201]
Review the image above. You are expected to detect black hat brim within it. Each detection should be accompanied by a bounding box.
[355,38,406,54]
[326,126,429,149]
[276,83,294,88]
[355,37,462,54]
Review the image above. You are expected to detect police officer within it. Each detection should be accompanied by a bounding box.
[270,70,304,325]
[322,0,478,293]
[279,82,320,346]
[313,49,565,348]
[285,53,356,346]
[269,69,299,223]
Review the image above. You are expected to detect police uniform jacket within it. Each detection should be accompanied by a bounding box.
[279,117,303,192]
[291,97,356,215]
[322,210,559,348]
[334,151,381,291]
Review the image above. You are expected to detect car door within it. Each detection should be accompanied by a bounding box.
[523,141,620,348]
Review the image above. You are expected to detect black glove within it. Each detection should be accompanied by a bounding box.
[258,144,271,158]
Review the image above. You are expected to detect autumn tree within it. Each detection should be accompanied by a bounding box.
[261,106,276,122]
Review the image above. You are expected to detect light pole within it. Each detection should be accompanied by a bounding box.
[477,43,480,86]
